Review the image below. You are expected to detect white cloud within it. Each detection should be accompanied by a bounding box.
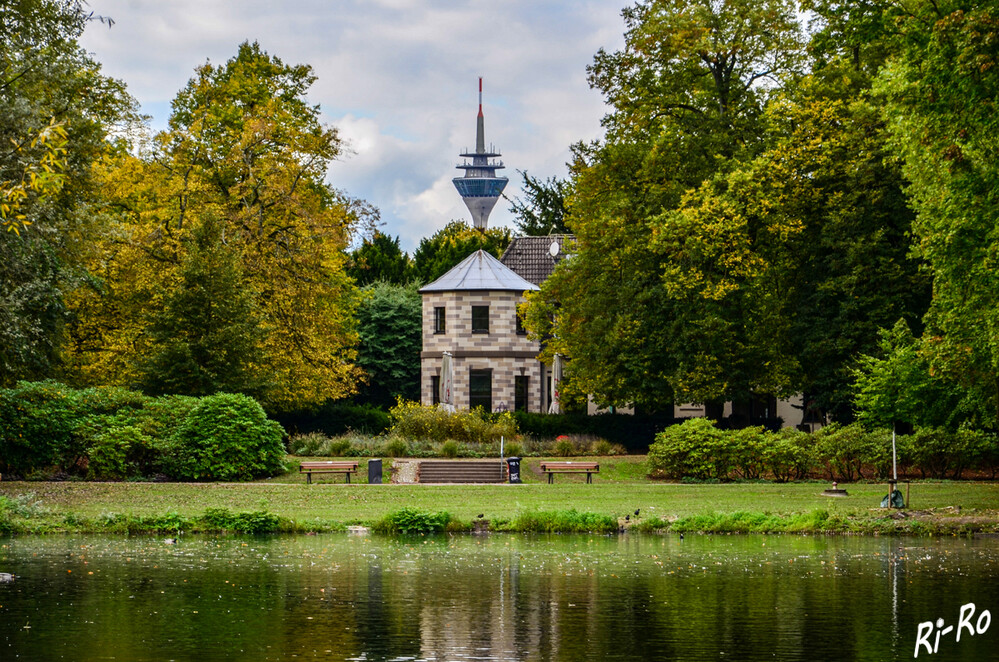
[80,0,625,251]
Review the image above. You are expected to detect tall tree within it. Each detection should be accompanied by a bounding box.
[876,1,999,425]
[507,171,571,236]
[1,0,136,386]
[525,0,803,411]
[68,42,365,410]
[354,282,422,407]
[136,217,269,399]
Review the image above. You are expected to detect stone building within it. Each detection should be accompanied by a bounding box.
[419,249,542,412]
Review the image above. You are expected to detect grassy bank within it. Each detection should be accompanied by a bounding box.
[2,457,998,536]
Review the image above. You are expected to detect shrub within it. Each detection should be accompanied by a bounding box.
[88,426,153,480]
[0,380,81,474]
[814,424,869,481]
[163,393,286,481]
[553,436,575,457]
[504,441,524,458]
[199,507,282,534]
[288,432,329,455]
[730,427,766,479]
[389,400,518,445]
[374,507,451,534]
[762,428,816,482]
[590,439,613,456]
[507,509,616,533]
[439,439,460,458]
[384,437,409,458]
[648,418,729,480]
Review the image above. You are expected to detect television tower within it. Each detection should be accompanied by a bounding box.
[453,77,508,230]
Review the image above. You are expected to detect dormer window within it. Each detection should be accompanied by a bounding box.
[472,305,489,333]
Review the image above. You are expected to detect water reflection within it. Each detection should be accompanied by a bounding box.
[1,534,997,661]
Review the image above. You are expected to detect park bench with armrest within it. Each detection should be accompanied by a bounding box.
[299,461,359,484]
[539,461,599,484]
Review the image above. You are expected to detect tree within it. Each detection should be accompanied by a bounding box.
[852,319,988,431]
[348,231,412,286]
[1,0,137,386]
[67,42,365,410]
[507,171,571,236]
[136,217,269,399]
[525,0,804,411]
[354,282,422,407]
[411,220,510,284]
[876,1,999,425]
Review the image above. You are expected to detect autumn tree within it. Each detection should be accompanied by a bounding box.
[69,42,365,410]
[1,0,136,386]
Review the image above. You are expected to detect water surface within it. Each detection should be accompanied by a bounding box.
[1,533,997,661]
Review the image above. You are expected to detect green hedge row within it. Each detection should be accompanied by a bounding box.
[0,381,286,481]
[648,419,999,481]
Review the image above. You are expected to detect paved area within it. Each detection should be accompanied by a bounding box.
[391,459,418,484]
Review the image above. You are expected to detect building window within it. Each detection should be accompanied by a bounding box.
[515,312,527,336]
[471,305,489,333]
[434,307,446,334]
[431,376,440,405]
[515,375,529,412]
[469,369,492,411]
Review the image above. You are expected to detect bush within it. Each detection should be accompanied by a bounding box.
[374,507,451,534]
[648,418,730,480]
[439,439,460,458]
[384,437,409,458]
[0,380,81,474]
[553,436,575,457]
[87,426,154,480]
[163,393,286,481]
[762,428,816,482]
[389,400,518,445]
[199,507,282,534]
[276,401,392,436]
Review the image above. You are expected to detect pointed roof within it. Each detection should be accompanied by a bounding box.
[419,250,540,293]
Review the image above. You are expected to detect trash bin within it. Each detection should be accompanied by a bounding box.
[506,457,522,484]
[368,458,382,485]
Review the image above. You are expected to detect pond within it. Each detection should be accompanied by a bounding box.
[1,533,997,661]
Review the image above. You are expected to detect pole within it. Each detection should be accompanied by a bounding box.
[892,424,898,482]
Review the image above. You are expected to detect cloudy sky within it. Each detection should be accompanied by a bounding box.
[78,1,626,252]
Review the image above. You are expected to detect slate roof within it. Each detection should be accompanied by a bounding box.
[499,235,575,285]
[419,249,539,293]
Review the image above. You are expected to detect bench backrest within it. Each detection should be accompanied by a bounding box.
[299,461,358,470]
[540,462,599,470]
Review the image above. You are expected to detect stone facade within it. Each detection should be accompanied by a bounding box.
[420,290,544,412]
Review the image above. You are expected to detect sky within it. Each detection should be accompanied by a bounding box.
[78,0,627,252]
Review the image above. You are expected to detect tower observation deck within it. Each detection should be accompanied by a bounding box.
[453,77,508,230]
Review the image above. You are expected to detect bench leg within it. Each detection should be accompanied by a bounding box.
[587,473,592,484]
[346,473,351,484]
[548,473,554,484]
[306,473,312,485]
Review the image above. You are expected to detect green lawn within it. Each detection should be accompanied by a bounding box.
[2,455,997,534]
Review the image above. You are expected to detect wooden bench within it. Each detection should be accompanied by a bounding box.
[539,461,599,484]
[299,461,359,484]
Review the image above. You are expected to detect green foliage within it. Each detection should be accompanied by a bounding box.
[438,440,460,458]
[506,509,616,534]
[383,437,409,458]
[136,217,269,400]
[276,400,392,437]
[508,171,571,235]
[199,507,282,534]
[87,426,152,480]
[389,400,518,445]
[0,380,80,473]
[354,282,421,407]
[553,437,575,457]
[374,507,451,535]
[410,221,510,284]
[762,428,817,483]
[348,232,412,286]
[164,393,286,481]
[876,1,999,426]
[852,320,987,431]
[647,418,729,480]
[1,0,139,385]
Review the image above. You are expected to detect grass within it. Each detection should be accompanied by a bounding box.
[1,455,998,535]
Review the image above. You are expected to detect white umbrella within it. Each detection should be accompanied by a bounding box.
[440,351,456,412]
[548,353,563,414]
